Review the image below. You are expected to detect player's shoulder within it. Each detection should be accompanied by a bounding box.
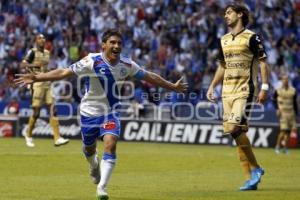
[243,29,256,36]
[120,55,134,68]
[87,52,101,59]
[44,49,50,54]
[290,86,296,93]
[221,32,231,40]
[30,47,37,52]
[83,53,101,63]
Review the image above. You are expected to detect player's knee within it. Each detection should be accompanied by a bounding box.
[83,144,97,157]
[229,125,242,139]
[32,109,40,118]
[104,141,117,154]
[103,140,117,154]
[49,105,57,117]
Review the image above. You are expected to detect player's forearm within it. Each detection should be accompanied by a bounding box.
[143,72,176,91]
[20,61,37,68]
[210,64,225,88]
[34,69,73,82]
[260,61,269,84]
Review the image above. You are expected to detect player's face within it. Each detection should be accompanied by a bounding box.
[224,7,240,27]
[102,35,122,64]
[36,34,45,48]
[282,76,289,87]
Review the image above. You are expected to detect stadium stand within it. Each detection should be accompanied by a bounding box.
[0,0,299,121]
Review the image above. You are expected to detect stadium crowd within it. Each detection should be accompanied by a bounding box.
[0,0,300,115]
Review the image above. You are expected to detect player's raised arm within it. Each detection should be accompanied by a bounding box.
[141,71,188,93]
[15,68,74,86]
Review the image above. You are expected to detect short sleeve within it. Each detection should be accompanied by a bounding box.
[249,34,267,59]
[217,39,225,63]
[129,61,146,80]
[24,49,35,63]
[68,55,93,76]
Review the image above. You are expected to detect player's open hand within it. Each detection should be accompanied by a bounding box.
[14,74,36,87]
[206,86,217,103]
[173,77,188,93]
[256,90,267,104]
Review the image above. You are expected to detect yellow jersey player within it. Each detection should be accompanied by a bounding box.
[207,3,269,191]
[21,34,69,147]
[273,75,298,154]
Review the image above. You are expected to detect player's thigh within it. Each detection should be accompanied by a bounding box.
[100,112,121,139]
[280,117,290,131]
[31,87,46,107]
[80,115,101,147]
[223,97,233,134]
[45,88,54,105]
[224,97,249,133]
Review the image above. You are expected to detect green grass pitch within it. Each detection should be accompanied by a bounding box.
[0,138,300,200]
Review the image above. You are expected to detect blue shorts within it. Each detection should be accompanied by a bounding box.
[80,112,120,146]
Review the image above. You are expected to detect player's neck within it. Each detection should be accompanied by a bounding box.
[37,46,44,52]
[102,52,119,66]
[230,22,245,36]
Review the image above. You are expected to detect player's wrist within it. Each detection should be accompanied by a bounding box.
[32,75,37,82]
[261,83,269,91]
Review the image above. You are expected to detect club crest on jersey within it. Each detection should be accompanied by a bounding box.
[120,68,127,77]
[102,121,116,130]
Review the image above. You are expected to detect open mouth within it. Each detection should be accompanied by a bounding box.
[111,49,121,56]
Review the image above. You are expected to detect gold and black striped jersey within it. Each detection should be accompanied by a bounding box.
[218,29,267,98]
[274,86,298,117]
[24,48,50,73]
[23,48,51,88]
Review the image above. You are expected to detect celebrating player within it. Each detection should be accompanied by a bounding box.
[21,34,69,147]
[273,75,298,154]
[15,29,188,200]
[206,4,269,191]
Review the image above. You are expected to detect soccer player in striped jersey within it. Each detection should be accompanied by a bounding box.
[206,4,270,191]
[273,75,298,154]
[15,29,187,200]
[21,34,69,147]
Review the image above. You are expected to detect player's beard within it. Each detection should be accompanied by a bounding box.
[108,49,120,64]
[227,18,238,28]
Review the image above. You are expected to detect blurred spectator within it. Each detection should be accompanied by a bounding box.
[0,0,299,115]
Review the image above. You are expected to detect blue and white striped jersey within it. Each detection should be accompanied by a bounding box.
[69,53,145,116]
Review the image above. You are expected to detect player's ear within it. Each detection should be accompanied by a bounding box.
[237,12,243,19]
[101,42,106,50]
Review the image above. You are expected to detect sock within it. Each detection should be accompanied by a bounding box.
[82,145,98,169]
[27,116,37,137]
[276,132,285,149]
[235,132,259,169]
[237,146,251,180]
[50,117,60,141]
[98,153,116,193]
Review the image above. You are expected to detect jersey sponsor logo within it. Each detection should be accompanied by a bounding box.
[99,68,106,74]
[102,121,117,130]
[224,52,241,59]
[226,62,247,69]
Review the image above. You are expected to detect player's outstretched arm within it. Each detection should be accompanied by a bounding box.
[206,63,225,102]
[15,68,74,86]
[142,71,188,93]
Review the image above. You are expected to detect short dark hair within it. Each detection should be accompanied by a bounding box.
[225,3,249,26]
[101,29,122,43]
